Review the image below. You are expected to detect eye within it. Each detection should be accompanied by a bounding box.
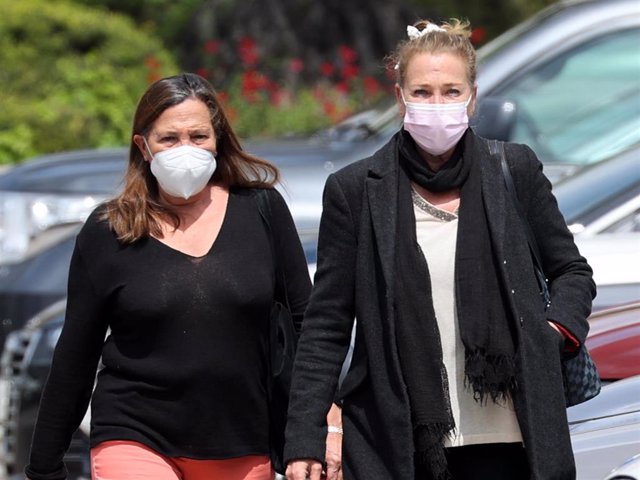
[413,88,430,97]
[159,135,177,143]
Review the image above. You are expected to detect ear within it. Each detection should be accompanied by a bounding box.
[395,83,406,117]
[133,134,151,162]
[468,84,478,116]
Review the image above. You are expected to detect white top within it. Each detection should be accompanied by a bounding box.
[412,189,523,447]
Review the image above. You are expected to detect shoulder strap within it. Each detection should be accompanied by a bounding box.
[255,189,291,310]
[488,139,551,308]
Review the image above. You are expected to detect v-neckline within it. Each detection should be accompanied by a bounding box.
[149,192,231,260]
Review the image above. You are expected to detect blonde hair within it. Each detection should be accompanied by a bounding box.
[387,19,476,88]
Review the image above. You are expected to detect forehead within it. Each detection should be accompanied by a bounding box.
[152,98,213,132]
[404,51,469,86]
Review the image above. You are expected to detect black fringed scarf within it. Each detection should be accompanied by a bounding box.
[394,130,517,479]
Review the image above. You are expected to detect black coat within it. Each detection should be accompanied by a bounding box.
[284,130,595,479]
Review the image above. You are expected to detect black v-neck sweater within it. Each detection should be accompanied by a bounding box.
[26,188,312,480]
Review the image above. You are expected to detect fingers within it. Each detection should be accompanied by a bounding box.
[325,463,343,480]
[325,430,343,480]
[286,460,323,480]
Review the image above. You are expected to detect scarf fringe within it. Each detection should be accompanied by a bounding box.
[464,349,518,404]
[414,422,453,480]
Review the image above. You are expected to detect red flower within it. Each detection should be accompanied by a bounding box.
[241,70,269,102]
[270,89,284,107]
[196,68,209,79]
[144,55,160,70]
[341,64,360,81]
[470,27,487,45]
[289,58,304,74]
[204,40,220,55]
[338,45,358,64]
[335,81,350,94]
[323,101,337,118]
[238,36,259,67]
[238,36,256,51]
[363,76,381,96]
[320,61,335,77]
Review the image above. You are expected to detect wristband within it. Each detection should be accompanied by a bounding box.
[328,426,343,434]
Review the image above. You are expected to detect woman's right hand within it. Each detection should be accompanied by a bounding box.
[286,459,324,480]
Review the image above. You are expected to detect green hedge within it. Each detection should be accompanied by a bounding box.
[0,0,178,163]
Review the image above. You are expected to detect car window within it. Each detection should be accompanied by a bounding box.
[493,28,640,165]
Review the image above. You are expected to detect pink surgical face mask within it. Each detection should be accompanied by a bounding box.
[401,91,472,156]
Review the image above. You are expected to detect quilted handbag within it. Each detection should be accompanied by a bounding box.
[489,140,601,407]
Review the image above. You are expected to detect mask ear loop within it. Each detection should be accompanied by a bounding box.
[142,137,155,162]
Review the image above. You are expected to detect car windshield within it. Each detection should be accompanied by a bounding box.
[490,28,640,165]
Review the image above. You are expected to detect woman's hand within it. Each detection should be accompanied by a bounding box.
[325,430,343,480]
[325,402,343,480]
[286,459,323,480]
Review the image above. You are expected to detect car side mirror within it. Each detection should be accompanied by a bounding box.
[471,97,518,141]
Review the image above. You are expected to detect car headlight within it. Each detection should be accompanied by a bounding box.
[0,191,105,264]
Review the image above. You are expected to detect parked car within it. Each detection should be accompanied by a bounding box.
[0,148,126,265]
[604,453,640,480]
[575,234,640,311]
[568,375,640,480]
[551,147,640,310]
[586,302,640,382]
[2,0,638,266]
[2,0,640,474]
[0,300,87,479]
[3,299,638,479]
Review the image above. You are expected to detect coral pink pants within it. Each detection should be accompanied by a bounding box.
[91,440,274,480]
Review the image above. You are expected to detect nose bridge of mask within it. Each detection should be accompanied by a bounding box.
[147,142,215,165]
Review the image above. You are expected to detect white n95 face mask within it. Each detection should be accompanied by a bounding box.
[146,142,217,199]
[402,92,471,156]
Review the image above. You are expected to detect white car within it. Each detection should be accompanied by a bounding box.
[568,376,640,480]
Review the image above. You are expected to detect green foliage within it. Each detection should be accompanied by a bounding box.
[0,0,178,164]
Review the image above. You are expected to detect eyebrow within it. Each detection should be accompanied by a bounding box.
[410,81,465,88]
[152,126,213,136]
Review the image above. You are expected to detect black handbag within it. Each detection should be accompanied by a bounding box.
[488,139,601,407]
[255,189,298,474]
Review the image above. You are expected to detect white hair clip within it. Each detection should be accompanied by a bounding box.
[406,23,445,40]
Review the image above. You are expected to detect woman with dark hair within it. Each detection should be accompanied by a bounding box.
[25,73,312,480]
[284,20,595,480]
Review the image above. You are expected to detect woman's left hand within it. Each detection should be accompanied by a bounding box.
[325,431,343,480]
[325,403,343,480]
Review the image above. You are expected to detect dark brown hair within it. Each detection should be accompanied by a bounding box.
[103,73,279,242]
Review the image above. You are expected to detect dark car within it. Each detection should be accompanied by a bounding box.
[0,301,86,479]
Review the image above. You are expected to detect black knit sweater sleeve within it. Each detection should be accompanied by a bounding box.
[264,188,313,333]
[26,211,110,480]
